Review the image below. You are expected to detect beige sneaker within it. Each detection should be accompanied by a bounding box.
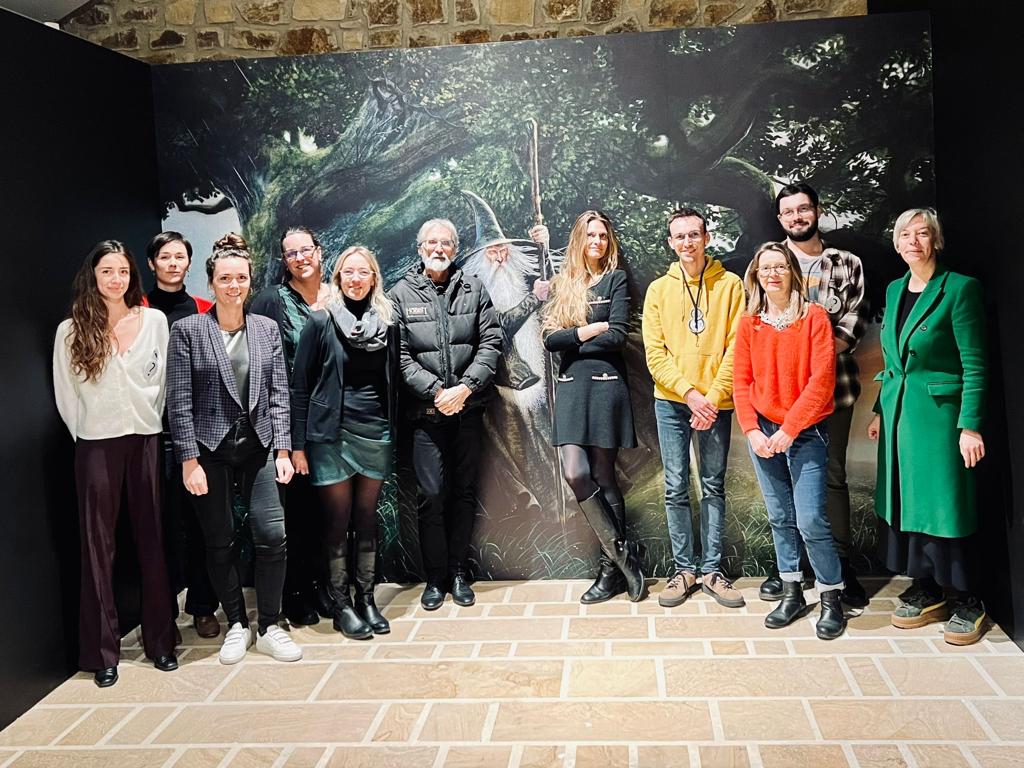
[702,572,746,608]
[658,570,698,607]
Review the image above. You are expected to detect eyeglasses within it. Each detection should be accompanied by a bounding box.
[778,205,816,220]
[670,231,705,243]
[758,265,791,276]
[284,245,317,262]
[340,269,373,279]
[420,239,455,250]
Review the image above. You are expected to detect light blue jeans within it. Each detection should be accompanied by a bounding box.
[748,414,844,592]
[654,398,732,575]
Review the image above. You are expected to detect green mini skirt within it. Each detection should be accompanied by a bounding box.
[306,417,392,485]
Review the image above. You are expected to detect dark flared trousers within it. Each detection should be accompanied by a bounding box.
[411,408,483,582]
[75,434,176,671]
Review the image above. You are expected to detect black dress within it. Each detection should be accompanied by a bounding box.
[877,286,971,592]
[543,269,637,449]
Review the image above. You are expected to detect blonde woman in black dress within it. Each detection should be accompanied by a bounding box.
[543,211,645,602]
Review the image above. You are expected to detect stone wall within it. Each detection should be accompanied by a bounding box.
[63,0,867,64]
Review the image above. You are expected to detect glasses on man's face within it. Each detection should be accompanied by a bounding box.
[670,231,704,243]
[758,264,791,276]
[420,239,455,250]
[778,205,815,220]
[284,245,317,262]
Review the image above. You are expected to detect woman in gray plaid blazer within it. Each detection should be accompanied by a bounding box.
[167,234,300,665]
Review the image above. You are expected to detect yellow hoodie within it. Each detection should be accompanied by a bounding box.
[641,258,745,409]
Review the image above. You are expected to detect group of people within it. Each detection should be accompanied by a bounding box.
[52,182,989,686]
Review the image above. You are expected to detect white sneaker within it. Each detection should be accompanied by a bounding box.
[218,622,252,665]
[255,625,303,662]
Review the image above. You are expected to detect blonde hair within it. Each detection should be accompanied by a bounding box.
[331,245,394,324]
[542,211,620,331]
[743,242,808,318]
[892,207,944,253]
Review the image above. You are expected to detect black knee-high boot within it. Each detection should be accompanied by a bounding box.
[327,544,372,640]
[580,499,627,604]
[354,537,390,635]
[577,490,645,602]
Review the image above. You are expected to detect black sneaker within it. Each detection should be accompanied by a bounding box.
[892,586,947,629]
[944,597,987,646]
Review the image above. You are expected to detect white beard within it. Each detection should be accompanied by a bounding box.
[423,254,452,273]
[481,260,547,413]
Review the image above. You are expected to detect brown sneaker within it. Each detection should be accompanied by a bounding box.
[658,570,698,607]
[702,572,746,608]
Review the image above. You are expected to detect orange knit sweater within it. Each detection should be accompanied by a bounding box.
[733,303,836,437]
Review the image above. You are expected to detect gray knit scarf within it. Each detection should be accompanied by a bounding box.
[327,300,388,351]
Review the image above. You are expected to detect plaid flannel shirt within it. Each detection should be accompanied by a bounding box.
[783,240,867,410]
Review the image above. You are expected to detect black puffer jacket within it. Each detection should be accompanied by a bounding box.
[389,264,502,420]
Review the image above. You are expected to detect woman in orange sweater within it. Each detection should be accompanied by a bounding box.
[733,242,845,640]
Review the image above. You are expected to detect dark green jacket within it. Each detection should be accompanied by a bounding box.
[873,266,986,538]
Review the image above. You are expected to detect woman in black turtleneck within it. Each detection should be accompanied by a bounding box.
[290,246,399,640]
[144,232,214,322]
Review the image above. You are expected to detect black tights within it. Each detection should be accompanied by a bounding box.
[319,475,385,549]
[558,445,623,506]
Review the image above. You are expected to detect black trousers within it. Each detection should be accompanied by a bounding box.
[411,408,483,582]
[75,434,176,670]
[191,418,286,631]
[282,473,322,605]
[161,434,219,617]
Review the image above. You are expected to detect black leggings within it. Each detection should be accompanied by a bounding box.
[319,475,385,549]
[558,445,623,506]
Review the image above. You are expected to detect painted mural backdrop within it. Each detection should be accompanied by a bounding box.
[152,13,934,580]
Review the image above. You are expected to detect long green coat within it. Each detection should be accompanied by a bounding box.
[873,266,986,538]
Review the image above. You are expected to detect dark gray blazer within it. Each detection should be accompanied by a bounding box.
[167,310,291,462]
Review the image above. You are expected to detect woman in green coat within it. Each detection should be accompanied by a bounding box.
[867,208,987,645]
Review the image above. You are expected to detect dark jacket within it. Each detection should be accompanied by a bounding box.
[167,311,291,462]
[290,307,400,451]
[389,264,502,420]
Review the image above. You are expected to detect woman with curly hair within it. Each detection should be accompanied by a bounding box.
[542,210,645,602]
[53,240,179,687]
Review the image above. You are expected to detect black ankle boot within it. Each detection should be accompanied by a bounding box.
[817,588,847,640]
[450,569,476,607]
[839,559,868,608]
[764,580,807,628]
[580,556,626,604]
[577,490,646,602]
[313,579,335,619]
[327,550,372,640]
[354,538,390,635]
[759,565,783,602]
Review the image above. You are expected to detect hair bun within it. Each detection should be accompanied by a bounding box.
[214,232,248,251]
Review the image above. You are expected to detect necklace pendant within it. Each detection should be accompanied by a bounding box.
[688,308,706,334]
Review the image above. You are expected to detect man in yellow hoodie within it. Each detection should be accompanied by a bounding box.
[642,208,746,608]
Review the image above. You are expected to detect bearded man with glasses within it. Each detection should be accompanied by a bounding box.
[757,183,869,608]
[389,218,502,610]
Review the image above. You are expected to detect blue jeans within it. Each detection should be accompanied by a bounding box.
[748,414,843,591]
[655,398,732,574]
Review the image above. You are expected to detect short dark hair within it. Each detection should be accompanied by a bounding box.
[146,231,193,263]
[279,226,321,255]
[667,207,707,234]
[774,183,819,215]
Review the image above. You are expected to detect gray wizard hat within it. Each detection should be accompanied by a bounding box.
[460,189,535,259]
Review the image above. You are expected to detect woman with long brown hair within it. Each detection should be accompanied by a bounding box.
[53,240,178,687]
[542,211,645,602]
[291,246,398,639]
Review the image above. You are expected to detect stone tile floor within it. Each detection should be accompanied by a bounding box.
[1,577,1022,767]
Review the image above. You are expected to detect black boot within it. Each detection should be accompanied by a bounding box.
[577,490,645,602]
[450,568,476,607]
[354,539,390,635]
[759,565,783,602]
[327,548,372,640]
[839,558,868,608]
[816,588,847,640]
[283,590,319,626]
[581,501,627,604]
[313,578,335,620]
[764,580,807,628]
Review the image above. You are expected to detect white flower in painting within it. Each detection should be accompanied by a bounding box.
[298,129,318,153]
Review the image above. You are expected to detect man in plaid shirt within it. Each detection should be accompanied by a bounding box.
[758,182,869,608]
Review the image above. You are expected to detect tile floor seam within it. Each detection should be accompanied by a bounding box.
[604,640,612,657]
[835,656,864,697]
[406,618,423,642]
[0,751,22,768]
[270,745,294,768]
[561,617,570,641]
[559,659,572,699]
[564,743,577,768]
[95,704,145,746]
[160,745,186,767]
[203,659,246,703]
[686,743,699,766]
[654,657,667,698]
[870,655,901,697]
[627,743,639,768]
[747,743,765,768]
[215,743,242,768]
[507,743,524,768]
[647,615,655,639]
[408,700,434,742]
[708,699,724,741]
[471,642,482,659]
[784,639,796,656]
[431,744,448,768]
[481,702,500,742]
[502,587,512,603]
[896,742,920,768]
[966,655,1006,697]
[46,706,95,746]
[313,745,335,768]
[958,743,984,768]
[142,704,186,746]
[563,584,573,602]
[359,702,390,743]
[306,661,340,703]
[961,699,1002,743]
[801,698,825,741]
[702,640,713,657]
[841,742,860,767]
